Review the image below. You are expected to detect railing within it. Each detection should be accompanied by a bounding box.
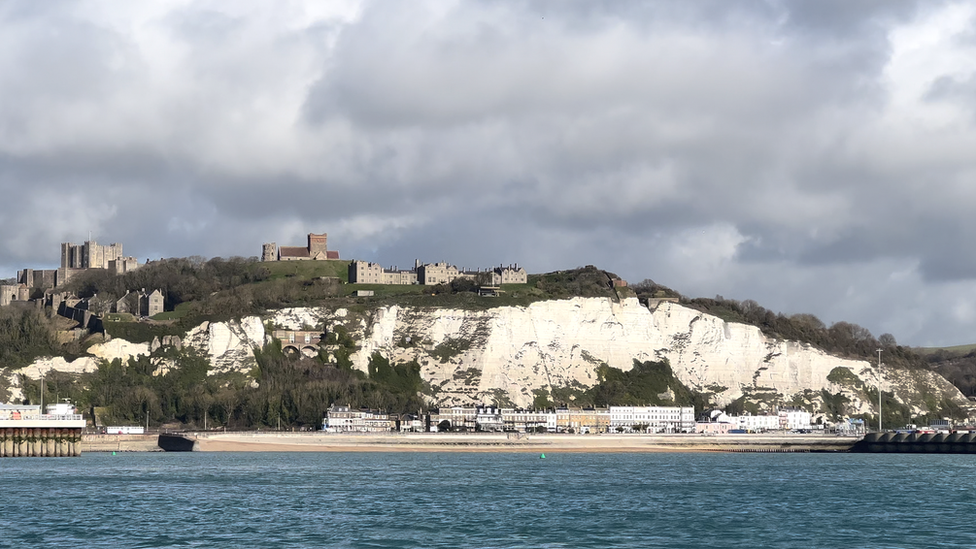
[0,414,84,422]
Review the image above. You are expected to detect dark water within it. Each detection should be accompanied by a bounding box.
[1,452,974,548]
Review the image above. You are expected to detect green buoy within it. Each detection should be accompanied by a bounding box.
[540,453,546,459]
[112,451,116,456]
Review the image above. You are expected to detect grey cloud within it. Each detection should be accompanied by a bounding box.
[3,1,976,345]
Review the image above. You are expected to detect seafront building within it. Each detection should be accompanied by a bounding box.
[695,408,814,433]
[323,405,393,432]
[609,406,696,433]
[323,404,703,434]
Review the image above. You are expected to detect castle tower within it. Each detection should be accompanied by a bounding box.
[308,233,328,255]
[262,243,277,262]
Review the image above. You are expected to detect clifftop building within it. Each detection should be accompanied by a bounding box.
[262,233,340,262]
[349,260,527,286]
[0,284,30,307]
[61,241,124,270]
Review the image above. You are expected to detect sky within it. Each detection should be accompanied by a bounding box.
[2,1,976,347]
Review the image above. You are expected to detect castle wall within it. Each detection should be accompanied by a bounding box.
[108,257,140,275]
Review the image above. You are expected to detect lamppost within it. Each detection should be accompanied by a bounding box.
[876,348,883,432]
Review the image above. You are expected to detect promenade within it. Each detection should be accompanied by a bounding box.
[161,431,859,453]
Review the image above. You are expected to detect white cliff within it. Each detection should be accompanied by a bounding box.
[5,356,100,403]
[331,297,969,417]
[182,316,266,372]
[9,297,970,420]
[87,339,151,362]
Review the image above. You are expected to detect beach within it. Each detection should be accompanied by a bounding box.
[164,431,858,453]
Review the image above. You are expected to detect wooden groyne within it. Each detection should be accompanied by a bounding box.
[0,427,82,457]
[850,432,976,453]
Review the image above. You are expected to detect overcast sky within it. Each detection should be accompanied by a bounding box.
[2,1,976,347]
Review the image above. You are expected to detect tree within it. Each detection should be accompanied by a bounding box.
[449,277,478,294]
[790,313,826,332]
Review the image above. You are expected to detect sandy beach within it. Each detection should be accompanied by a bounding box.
[170,432,858,453]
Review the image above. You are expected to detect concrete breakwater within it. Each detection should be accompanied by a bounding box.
[159,432,860,453]
[82,434,164,453]
[0,428,82,457]
[850,431,976,453]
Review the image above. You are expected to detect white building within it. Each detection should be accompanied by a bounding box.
[720,407,814,432]
[733,414,781,432]
[778,408,813,430]
[609,406,695,433]
[323,405,392,432]
[501,409,550,432]
[475,406,504,431]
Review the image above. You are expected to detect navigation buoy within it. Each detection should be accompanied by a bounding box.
[540,453,546,459]
[112,451,117,456]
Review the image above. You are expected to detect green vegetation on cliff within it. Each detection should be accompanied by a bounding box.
[0,306,61,369]
[15,340,426,429]
[541,359,709,413]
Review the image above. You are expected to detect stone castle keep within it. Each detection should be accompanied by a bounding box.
[1,239,143,308]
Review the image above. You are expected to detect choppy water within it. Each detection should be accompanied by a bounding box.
[1,451,974,548]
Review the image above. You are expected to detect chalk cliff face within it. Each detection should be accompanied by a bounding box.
[11,297,971,420]
[266,298,971,418]
[183,316,266,372]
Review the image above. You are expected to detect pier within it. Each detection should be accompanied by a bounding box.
[0,403,86,457]
[0,427,82,457]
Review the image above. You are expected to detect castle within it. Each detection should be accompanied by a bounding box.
[1,239,142,308]
[349,259,527,286]
[262,233,340,262]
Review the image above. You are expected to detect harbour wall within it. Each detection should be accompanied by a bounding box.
[0,427,82,457]
[850,431,976,453]
[82,434,163,453]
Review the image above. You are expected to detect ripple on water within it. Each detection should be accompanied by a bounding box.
[1,452,976,548]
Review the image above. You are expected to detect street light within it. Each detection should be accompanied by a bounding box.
[876,348,883,432]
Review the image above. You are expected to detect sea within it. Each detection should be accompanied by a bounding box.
[1,451,973,548]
